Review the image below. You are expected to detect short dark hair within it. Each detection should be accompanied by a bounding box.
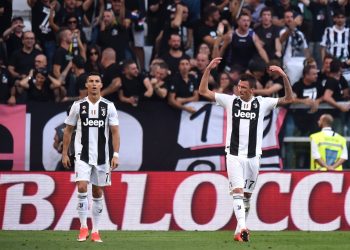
[240,73,257,89]
[333,8,345,17]
[12,16,23,23]
[330,59,342,73]
[87,71,102,79]
[72,55,86,69]
[248,58,266,73]
[260,7,272,17]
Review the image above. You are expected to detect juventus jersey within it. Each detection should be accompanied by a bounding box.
[215,93,278,158]
[65,97,119,165]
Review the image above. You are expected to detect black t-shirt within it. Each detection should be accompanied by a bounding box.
[0,66,12,103]
[6,33,23,58]
[159,21,187,56]
[98,24,130,63]
[27,79,54,102]
[254,24,281,60]
[160,52,190,75]
[293,79,324,100]
[193,22,217,55]
[9,49,41,76]
[168,73,198,98]
[121,74,147,97]
[31,1,56,43]
[308,2,332,42]
[53,47,73,73]
[54,6,84,28]
[324,76,348,101]
[101,63,121,101]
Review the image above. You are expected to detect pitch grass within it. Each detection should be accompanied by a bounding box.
[0,231,350,250]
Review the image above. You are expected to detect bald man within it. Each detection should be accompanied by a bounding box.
[100,48,121,101]
[310,114,348,171]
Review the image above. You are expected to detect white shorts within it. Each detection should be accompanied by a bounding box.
[226,154,260,194]
[75,159,111,186]
[132,26,145,47]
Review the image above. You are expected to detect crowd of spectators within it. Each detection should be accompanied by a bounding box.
[0,0,350,155]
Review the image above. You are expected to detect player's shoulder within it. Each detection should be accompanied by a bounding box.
[74,97,88,105]
[101,97,113,104]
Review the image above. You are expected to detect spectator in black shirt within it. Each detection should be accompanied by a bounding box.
[100,47,121,102]
[85,44,103,74]
[53,28,74,80]
[160,33,190,75]
[98,9,132,64]
[119,59,153,106]
[2,16,24,59]
[8,31,41,80]
[168,57,199,113]
[49,0,94,33]
[292,65,324,135]
[64,14,87,57]
[323,59,350,133]
[17,67,61,102]
[254,7,282,61]
[149,61,169,101]
[27,0,57,70]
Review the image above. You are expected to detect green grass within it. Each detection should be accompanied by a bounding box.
[0,231,349,250]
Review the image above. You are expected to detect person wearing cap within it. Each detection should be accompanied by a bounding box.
[2,16,25,58]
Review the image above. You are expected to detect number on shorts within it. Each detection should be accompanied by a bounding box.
[105,172,110,183]
[244,180,255,189]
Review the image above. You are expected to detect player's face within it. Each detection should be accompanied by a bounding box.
[86,75,103,95]
[238,81,253,101]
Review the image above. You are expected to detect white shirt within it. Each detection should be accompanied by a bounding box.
[215,93,278,158]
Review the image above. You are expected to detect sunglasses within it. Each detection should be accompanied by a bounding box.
[90,51,98,55]
[68,20,77,24]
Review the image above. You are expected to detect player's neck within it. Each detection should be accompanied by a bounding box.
[88,94,100,104]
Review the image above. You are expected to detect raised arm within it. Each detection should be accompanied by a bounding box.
[198,57,222,102]
[268,66,293,106]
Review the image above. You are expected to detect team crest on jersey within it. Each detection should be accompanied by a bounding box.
[101,107,106,117]
[253,102,258,109]
[81,106,87,114]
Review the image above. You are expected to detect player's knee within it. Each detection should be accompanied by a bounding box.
[77,181,88,193]
[92,185,103,198]
[230,188,244,196]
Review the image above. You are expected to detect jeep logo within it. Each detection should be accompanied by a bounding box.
[234,110,257,120]
[82,118,105,127]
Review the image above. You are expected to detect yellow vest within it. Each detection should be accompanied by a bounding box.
[310,130,346,171]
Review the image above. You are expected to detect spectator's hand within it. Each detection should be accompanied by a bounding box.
[110,156,119,170]
[144,89,153,98]
[185,106,196,114]
[207,57,222,71]
[50,0,57,10]
[62,154,71,169]
[339,103,350,112]
[150,78,157,86]
[7,96,16,106]
[268,65,287,79]
[294,15,303,26]
[217,22,224,36]
[309,100,319,113]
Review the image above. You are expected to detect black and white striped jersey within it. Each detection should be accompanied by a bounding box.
[65,97,119,165]
[320,25,350,61]
[215,93,278,158]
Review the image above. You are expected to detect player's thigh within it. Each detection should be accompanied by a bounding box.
[226,154,244,192]
[75,159,92,182]
[243,156,260,193]
[91,163,111,187]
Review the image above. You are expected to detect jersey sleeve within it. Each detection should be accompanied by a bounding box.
[108,103,119,126]
[215,93,233,108]
[64,102,79,126]
[263,97,278,111]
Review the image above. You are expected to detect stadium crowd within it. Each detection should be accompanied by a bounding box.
[0,0,350,168]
